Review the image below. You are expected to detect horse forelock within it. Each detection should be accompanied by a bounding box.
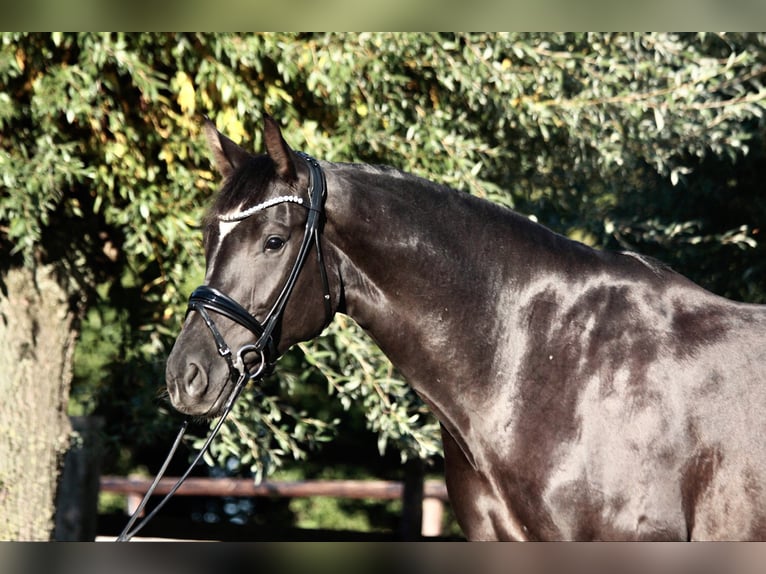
[204,154,281,227]
[201,154,283,278]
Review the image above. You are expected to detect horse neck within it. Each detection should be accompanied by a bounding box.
[324,164,524,390]
[322,163,624,466]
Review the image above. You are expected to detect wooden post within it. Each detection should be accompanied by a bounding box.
[399,458,424,541]
[421,497,444,537]
[53,416,104,541]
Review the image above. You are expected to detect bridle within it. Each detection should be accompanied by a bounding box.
[117,152,331,541]
[187,151,332,384]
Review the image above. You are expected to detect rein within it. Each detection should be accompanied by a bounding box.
[116,152,329,541]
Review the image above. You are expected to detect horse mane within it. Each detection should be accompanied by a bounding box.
[618,250,671,276]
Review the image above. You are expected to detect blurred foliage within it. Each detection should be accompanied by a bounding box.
[2,33,766,489]
[6,0,766,32]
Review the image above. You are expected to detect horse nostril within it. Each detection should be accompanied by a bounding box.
[183,362,208,398]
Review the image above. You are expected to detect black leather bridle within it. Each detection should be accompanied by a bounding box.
[117,152,331,541]
[187,151,332,384]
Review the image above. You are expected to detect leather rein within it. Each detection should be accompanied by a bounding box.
[117,152,330,541]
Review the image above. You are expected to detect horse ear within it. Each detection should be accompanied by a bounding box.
[202,117,251,179]
[263,114,297,182]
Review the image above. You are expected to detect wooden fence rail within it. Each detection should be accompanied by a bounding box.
[100,475,450,539]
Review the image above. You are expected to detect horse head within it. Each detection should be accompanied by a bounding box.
[165,116,338,417]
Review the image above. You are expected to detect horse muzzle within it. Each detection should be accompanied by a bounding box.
[165,285,276,416]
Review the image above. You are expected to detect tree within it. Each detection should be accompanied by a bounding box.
[0,265,75,540]
[2,33,765,536]
[0,32,209,538]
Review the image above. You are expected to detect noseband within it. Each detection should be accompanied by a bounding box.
[188,151,331,383]
[117,152,331,541]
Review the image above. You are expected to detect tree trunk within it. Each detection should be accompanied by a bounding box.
[0,264,76,540]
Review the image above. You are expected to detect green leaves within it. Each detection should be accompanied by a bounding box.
[301,317,442,463]
[193,384,338,483]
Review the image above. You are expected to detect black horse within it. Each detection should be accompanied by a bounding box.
[165,114,766,540]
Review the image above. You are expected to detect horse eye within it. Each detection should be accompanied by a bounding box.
[264,236,285,251]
